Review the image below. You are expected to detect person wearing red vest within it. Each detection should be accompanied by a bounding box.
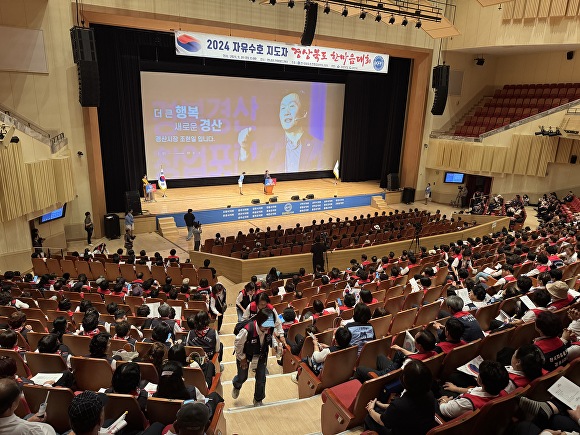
[504,344,545,393]
[438,361,509,419]
[534,311,568,372]
[434,318,466,354]
[546,280,575,310]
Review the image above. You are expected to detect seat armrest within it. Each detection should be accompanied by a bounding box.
[298,362,322,398]
[322,388,356,421]
[208,372,221,395]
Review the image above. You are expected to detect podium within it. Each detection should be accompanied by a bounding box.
[265,178,276,195]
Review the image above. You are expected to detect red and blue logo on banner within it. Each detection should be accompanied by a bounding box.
[176,34,202,52]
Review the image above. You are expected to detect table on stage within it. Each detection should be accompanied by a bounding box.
[265,177,276,195]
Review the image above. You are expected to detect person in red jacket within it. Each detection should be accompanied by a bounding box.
[533,311,568,372]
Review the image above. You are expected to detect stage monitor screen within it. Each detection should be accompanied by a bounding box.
[39,204,67,224]
[140,72,345,179]
[444,172,465,184]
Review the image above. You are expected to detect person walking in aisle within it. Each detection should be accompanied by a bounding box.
[238,172,246,195]
[184,209,196,241]
[125,209,135,238]
[84,211,94,246]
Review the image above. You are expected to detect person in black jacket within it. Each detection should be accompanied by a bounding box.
[184,209,196,241]
[310,236,327,273]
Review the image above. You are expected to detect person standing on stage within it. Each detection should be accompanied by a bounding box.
[125,209,135,238]
[158,166,168,198]
[192,222,202,251]
[184,209,196,241]
[264,170,271,194]
[310,235,327,273]
[425,183,432,205]
[84,211,94,246]
[238,172,245,195]
[142,174,151,202]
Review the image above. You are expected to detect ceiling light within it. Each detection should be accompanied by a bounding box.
[288,0,294,8]
[388,14,395,24]
[323,2,330,13]
[359,10,367,20]
[402,17,408,26]
[375,13,382,22]
[341,6,348,17]
[415,19,422,28]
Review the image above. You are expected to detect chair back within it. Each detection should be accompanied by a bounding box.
[402,291,423,311]
[525,367,566,401]
[414,301,442,327]
[356,336,392,369]
[389,308,418,335]
[0,349,30,377]
[287,319,312,342]
[426,410,480,435]
[315,313,338,332]
[71,357,113,391]
[25,352,67,375]
[146,397,184,425]
[22,385,74,433]
[351,369,402,420]
[565,355,580,385]
[62,334,91,356]
[26,332,49,352]
[183,366,210,395]
[104,394,149,431]
[319,346,358,389]
[384,294,405,315]
[475,303,500,331]
[478,328,513,361]
[368,315,393,338]
[422,352,446,379]
[510,321,540,349]
[474,387,529,435]
[440,339,482,381]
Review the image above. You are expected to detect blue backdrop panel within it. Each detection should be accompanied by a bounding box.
[158,192,383,226]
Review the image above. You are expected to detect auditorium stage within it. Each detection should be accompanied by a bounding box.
[140,178,402,226]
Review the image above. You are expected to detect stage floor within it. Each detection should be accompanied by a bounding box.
[140,178,385,215]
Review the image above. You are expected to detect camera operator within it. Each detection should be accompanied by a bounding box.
[310,234,328,273]
[459,185,468,208]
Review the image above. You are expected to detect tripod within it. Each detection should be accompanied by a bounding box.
[408,228,421,254]
[452,191,462,208]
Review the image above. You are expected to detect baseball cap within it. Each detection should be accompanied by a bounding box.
[68,391,108,429]
[175,403,209,430]
[260,317,275,328]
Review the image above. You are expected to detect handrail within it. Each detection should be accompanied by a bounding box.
[431,98,580,142]
[566,107,580,115]
[0,106,68,153]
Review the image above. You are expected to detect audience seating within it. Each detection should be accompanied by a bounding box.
[426,410,480,435]
[22,385,74,433]
[104,394,149,431]
[70,357,113,391]
[0,349,31,377]
[25,352,68,376]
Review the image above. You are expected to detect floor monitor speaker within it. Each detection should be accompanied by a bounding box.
[270,196,278,202]
[306,194,314,199]
[251,198,260,204]
[291,195,300,200]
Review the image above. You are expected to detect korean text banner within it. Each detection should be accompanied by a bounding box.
[175,31,389,74]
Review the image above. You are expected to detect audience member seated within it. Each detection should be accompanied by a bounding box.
[167,343,215,389]
[105,362,148,411]
[344,303,375,356]
[440,295,485,341]
[533,311,568,371]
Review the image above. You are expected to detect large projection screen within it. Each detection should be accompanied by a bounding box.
[141,72,345,179]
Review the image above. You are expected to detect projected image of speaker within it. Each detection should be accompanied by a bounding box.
[306,194,314,199]
[251,199,260,204]
[431,64,450,116]
[124,191,142,216]
[301,2,318,46]
[291,195,300,200]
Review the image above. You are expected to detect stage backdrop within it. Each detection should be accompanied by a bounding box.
[93,25,411,213]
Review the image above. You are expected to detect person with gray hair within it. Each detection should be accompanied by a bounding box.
[438,295,484,342]
[150,303,183,338]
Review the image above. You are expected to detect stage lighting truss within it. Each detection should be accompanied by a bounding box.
[257,0,447,24]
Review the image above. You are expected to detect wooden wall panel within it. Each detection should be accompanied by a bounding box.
[52,157,75,203]
[538,0,552,16]
[555,138,573,163]
[513,0,527,18]
[571,141,580,163]
[566,0,580,15]
[481,147,493,172]
[0,143,34,223]
[447,142,464,169]
[466,145,484,172]
[514,136,531,174]
[491,148,507,173]
[503,136,519,173]
[524,0,540,17]
[503,1,516,19]
[26,160,58,211]
[550,0,568,16]
[527,137,542,175]
[434,141,445,167]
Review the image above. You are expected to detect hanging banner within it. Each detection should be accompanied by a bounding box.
[175,31,389,74]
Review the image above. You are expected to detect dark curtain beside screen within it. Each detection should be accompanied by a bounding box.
[340,57,411,186]
[93,25,411,212]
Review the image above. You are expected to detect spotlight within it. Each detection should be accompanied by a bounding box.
[288,0,294,7]
[323,2,330,13]
[359,10,366,20]
[475,57,485,66]
[341,6,348,17]
[415,9,421,16]
[401,17,408,26]
[377,2,383,9]
[77,150,84,156]
[10,136,19,144]
[269,0,276,5]
[388,14,395,24]
[415,19,422,28]
[375,13,382,22]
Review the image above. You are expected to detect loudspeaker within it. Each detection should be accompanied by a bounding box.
[291,195,300,200]
[70,27,97,63]
[124,191,142,216]
[431,65,450,116]
[103,214,120,239]
[432,65,450,89]
[301,2,318,46]
[402,187,415,204]
[431,87,449,116]
[77,60,100,107]
[251,198,260,204]
[571,155,578,164]
[567,51,574,60]
[306,194,314,199]
[270,196,278,202]
[387,173,400,191]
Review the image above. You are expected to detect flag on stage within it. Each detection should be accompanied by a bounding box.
[333,160,340,180]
